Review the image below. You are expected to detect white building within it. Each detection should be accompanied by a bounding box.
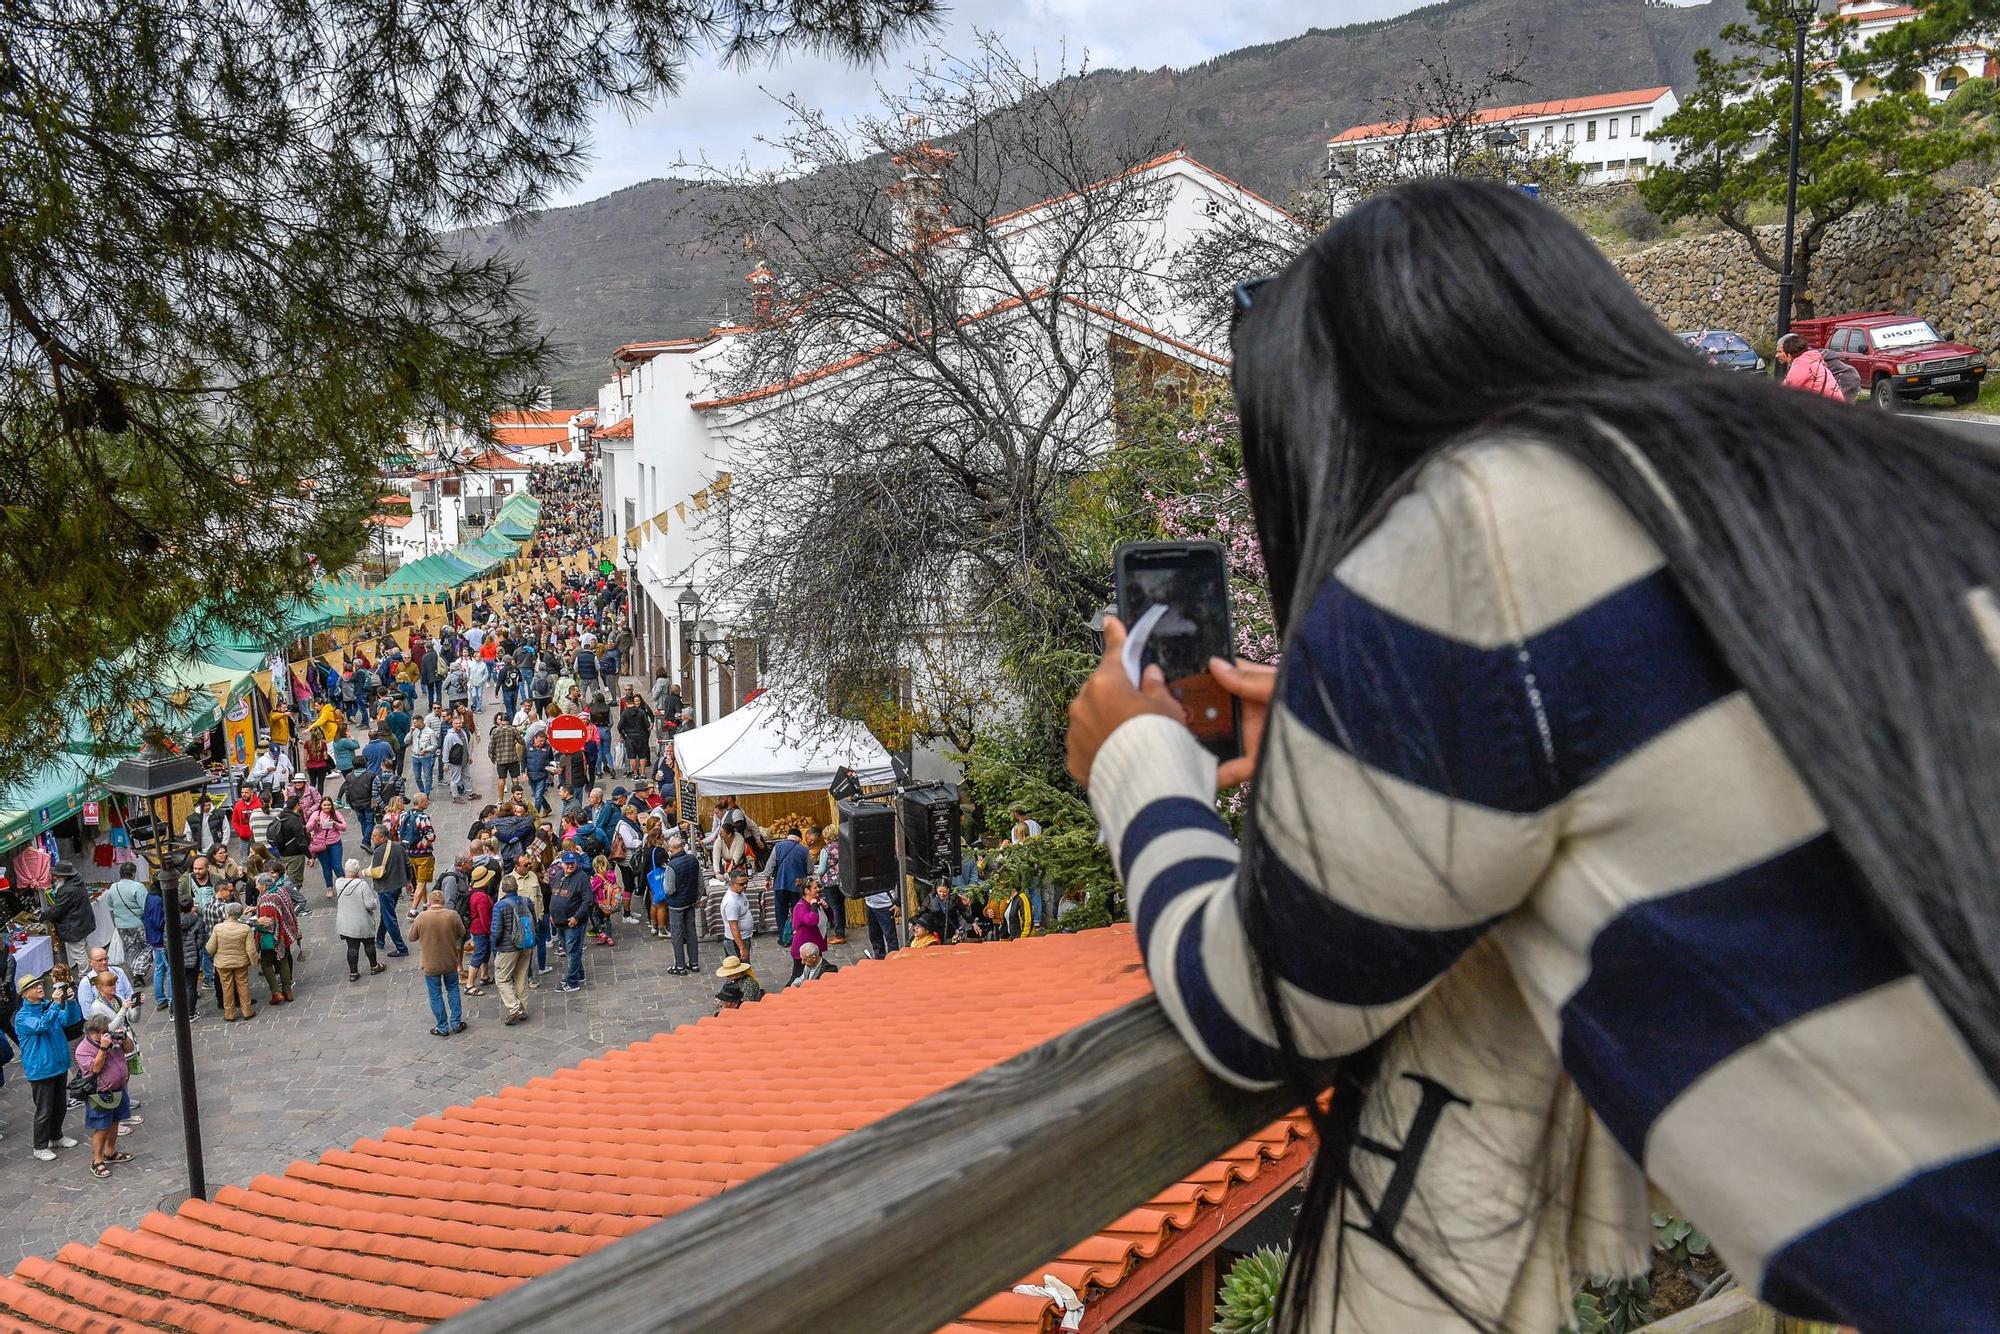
[1830,0,1996,107]
[1328,85,1681,186]
[591,149,1297,730]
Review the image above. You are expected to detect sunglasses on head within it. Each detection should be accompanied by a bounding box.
[1230,274,1276,339]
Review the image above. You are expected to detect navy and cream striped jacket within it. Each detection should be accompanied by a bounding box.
[1088,438,2000,1330]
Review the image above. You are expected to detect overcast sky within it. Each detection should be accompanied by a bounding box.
[558,0,1429,207]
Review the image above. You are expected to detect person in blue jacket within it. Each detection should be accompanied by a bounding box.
[143,883,172,1011]
[11,971,83,1160]
[765,828,811,948]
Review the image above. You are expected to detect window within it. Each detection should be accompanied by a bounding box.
[1632,114,1643,136]
[1586,120,1597,142]
[1608,117,1619,139]
[1564,122,1576,142]
[1542,124,1553,142]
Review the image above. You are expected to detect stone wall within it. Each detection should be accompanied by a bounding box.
[1610,184,2000,351]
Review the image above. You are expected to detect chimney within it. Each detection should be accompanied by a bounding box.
[889,124,957,251]
[745,260,775,324]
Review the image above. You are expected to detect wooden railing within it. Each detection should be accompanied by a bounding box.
[429,994,1811,1334]
[431,996,1296,1334]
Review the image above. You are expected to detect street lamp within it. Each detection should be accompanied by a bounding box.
[102,738,212,1203]
[1777,0,1826,340]
[677,586,701,723]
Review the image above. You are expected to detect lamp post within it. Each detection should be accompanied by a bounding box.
[677,585,700,724]
[622,539,640,679]
[1776,0,1825,340]
[102,739,213,1204]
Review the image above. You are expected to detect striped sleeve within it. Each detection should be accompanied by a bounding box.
[1090,443,1603,1088]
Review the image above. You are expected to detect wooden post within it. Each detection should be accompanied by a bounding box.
[1182,1251,1219,1334]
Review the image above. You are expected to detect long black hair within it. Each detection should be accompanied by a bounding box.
[1230,177,2000,1325]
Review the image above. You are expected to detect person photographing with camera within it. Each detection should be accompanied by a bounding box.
[72,1014,136,1178]
[10,971,83,1162]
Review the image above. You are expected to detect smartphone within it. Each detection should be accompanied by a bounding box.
[1113,540,1242,763]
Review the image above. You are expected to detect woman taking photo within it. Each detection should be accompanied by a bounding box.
[1068,179,2000,1331]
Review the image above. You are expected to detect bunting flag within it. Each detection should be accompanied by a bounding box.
[675,502,686,524]
[712,472,732,496]
[640,519,653,541]
[692,487,709,513]
[652,509,672,534]
[625,525,642,550]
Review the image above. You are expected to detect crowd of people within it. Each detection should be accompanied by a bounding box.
[1,460,1055,1181]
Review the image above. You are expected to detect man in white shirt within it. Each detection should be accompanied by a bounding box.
[1008,808,1042,843]
[719,869,752,960]
[248,746,292,795]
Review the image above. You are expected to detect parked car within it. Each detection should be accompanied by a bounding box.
[1679,329,1765,374]
[1792,311,1988,411]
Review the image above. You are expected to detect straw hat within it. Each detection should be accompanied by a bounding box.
[715,956,753,979]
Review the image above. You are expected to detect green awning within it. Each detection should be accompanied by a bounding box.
[0,755,102,849]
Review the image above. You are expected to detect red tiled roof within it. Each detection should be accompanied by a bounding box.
[369,513,414,529]
[622,152,1293,367]
[494,425,571,447]
[592,418,634,440]
[461,450,528,472]
[0,928,1311,1334]
[492,408,579,426]
[690,291,1224,412]
[378,493,411,507]
[946,1111,1312,1334]
[1330,85,1673,143]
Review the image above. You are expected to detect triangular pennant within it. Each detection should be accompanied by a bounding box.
[692,487,709,513]
[712,472,732,496]
[675,503,686,524]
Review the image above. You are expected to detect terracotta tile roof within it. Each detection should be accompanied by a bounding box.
[592,418,634,440]
[2,928,1312,1334]
[493,425,571,447]
[370,513,414,529]
[690,290,1224,412]
[1330,85,1674,143]
[945,1110,1312,1334]
[491,408,579,426]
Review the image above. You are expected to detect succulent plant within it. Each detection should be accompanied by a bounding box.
[1213,1246,1289,1334]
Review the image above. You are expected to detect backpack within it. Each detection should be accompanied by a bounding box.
[498,896,536,951]
[1823,353,1862,401]
[375,771,405,805]
[343,769,375,811]
[436,868,470,921]
[446,736,466,766]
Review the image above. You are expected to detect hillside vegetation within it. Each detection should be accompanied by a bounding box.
[454,0,1750,403]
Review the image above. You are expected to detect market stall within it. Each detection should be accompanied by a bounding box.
[670,692,897,936]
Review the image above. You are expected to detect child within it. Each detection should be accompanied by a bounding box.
[590,855,619,948]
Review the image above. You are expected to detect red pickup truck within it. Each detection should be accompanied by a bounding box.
[1792,311,1988,410]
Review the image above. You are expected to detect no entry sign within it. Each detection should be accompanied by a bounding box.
[548,714,590,754]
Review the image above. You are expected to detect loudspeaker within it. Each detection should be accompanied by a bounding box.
[837,800,899,898]
[899,785,961,883]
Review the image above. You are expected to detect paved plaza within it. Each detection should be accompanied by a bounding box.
[0,732,850,1266]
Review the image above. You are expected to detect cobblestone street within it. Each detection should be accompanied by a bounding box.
[0,728,840,1266]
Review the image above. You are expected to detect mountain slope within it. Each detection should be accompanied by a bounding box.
[464,0,1748,404]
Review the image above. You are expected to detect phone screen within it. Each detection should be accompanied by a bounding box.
[1116,543,1240,760]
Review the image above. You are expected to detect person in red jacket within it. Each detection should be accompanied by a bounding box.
[229,790,262,856]
[1776,334,1849,401]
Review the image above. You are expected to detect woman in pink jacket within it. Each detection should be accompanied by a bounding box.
[788,877,831,982]
[306,801,348,896]
[1777,333,1849,401]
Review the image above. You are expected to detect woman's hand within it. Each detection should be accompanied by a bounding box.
[1066,617,1185,788]
[1211,657,1278,790]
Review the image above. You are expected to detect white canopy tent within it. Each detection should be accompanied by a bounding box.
[671,691,896,796]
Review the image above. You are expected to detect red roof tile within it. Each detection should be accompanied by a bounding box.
[1,929,1308,1333]
[689,291,1224,412]
[493,425,571,447]
[491,409,580,426]
[592,418,634,440]
[1330,85,1673,143]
